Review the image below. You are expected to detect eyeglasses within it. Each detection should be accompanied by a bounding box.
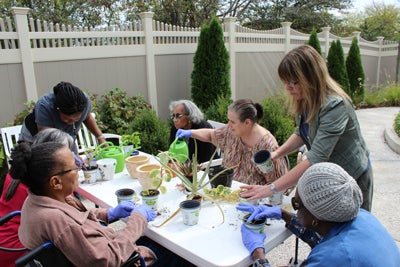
[291,197,304,211]
[171,113,184,119]
[51,166,82,177]
[286,81,299,87]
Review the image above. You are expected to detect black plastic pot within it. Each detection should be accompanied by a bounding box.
[209,166,234,188]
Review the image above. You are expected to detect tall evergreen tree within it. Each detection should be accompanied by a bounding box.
[346,37,365,104]
[327,40,350,94]
[191,16,230,110]
[307,29,322,55]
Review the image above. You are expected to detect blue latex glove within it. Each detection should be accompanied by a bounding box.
[176,129,192,139]
[108,201,135,222]
[236,203,282,222]
[241,224,266,255]
[132,204,157,222]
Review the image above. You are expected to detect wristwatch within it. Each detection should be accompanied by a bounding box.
[253,258,270,267]
[269,182,278,193]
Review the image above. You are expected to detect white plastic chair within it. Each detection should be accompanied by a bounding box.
[0,125,22,168]
[75,113,121,155]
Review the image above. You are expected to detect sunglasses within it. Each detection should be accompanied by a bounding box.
[291,197,304,211]
[51,166,82,177]
[171,113,184,119]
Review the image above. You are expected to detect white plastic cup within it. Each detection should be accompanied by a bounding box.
[115,188,135,204]
[179,200,201,226]
[253,150,274,174]
[269,191,283,206]
[97,158,117,180]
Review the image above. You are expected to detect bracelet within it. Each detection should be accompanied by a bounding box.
[269,182,278,193]
[253,258,270,267]
[96,134,105,140]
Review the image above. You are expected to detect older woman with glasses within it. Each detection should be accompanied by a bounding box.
[0,129,138,267]
[237,163,399,267]
[20,81,106,154]
[169,99,218,163]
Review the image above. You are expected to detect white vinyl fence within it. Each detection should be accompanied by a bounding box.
[0,7,398,125]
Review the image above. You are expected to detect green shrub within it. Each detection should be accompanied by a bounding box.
[394,113,400,137]
[307,29,322,55]
[127,109,170,155]
[327,40,350,94]
[191,16,230,110]
[13,100,35,125]
[362,83,400,108]
[204,95,232,123]
[258,93,296,168]
[346,37,365,104]
[97,88,152,135]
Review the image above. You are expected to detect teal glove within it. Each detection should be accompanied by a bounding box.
[132,204,157,222]
[108,201,135,222]
[241,224,266,255]
[176,129,192,139]
[236,203,282,222]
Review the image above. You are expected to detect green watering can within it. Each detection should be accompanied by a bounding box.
[168,138,189,163]
[96,142,125,173]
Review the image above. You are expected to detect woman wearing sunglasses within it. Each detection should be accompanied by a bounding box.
[169,99,218,163]
[237,163,399,267]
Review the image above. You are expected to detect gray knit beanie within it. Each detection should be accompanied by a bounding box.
[297,162,363,222]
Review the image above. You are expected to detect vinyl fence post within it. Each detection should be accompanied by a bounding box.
[12,7,38,102]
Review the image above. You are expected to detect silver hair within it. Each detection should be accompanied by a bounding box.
[32,128,74,150]
[169,99,204,124]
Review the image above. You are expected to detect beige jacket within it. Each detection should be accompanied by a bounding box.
[19,192,149,267]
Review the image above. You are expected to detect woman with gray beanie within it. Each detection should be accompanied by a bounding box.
[237,162,399,267]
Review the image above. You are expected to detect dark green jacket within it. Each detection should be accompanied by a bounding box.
[295,96,369,179]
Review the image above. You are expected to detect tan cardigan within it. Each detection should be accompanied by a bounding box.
[19,192,149,267]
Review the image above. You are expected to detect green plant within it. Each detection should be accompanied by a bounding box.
[141,168,173,196]
[259,92,296,168]
[121,131,141,148]
[191,16,230,111]
[204,95,232,123]
[154,141,235,227]
[327,40,350,94]
[13,100,35,125]
[97,88,152,134]
[307,29,322,55]
[362,83,400,108]
[395,113,400,137]
[127,109,169,155]
[346,37,365,104]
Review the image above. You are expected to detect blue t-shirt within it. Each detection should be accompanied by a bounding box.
[304,209,400,266]
[20,92,91,144]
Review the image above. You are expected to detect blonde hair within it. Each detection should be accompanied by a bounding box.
[278,45,351,123]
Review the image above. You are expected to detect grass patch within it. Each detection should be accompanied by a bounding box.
[359,83,400,108]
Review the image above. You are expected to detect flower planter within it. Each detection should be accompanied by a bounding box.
[136,163,162,190]
[83,166,100,184]
[140,189,160,210]
[125,155,150,179]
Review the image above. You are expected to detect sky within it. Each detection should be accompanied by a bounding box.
[348,0,400,12]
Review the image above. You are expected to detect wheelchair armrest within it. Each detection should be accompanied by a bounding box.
[15,241,53,267]
[0,210,21,225]
[121,251,146,267]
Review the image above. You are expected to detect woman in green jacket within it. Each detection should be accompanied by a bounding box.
[241,45,373,211]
